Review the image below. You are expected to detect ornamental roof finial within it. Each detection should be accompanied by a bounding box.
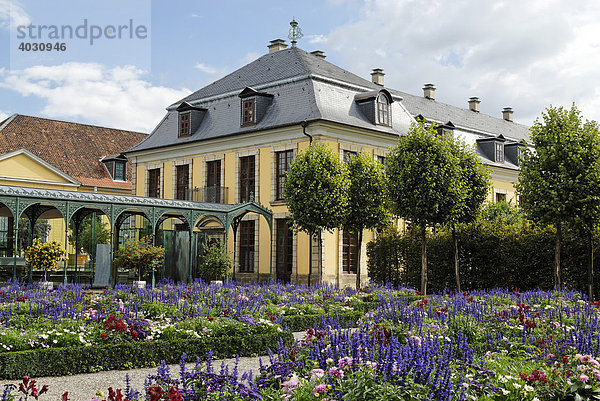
[288,18,303,48]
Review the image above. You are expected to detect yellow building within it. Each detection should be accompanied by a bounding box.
[126,40,530,287]
[0,114,147,270]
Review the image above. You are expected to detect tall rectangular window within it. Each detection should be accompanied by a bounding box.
[148,168,160,198]
[241,99,255,127]
[239,156,255,203]
[342,231,359,274]
[206,160,221,203]
[239,220,255,272]
[276,219,293,282]
[114,161,126,181]
[496,192,507,203]
[377,155,385,166]
[495,142,504,162]
[276,150,293,200]
[179,112,190,137]
[176,165,189,200]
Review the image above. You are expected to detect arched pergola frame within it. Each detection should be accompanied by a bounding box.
[0,185,273,284]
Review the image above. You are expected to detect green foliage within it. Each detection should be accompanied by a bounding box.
[281,310,364,332]
[386,122,463,227]
[113,237,165,281]
[450,138,491,224]
[197,242,232,282]
[284,142,350,235]
[22,239,66,281]
[517,105,600,229]
[68,215,111,255]
[0,331,293,379]
[344,152,390,232]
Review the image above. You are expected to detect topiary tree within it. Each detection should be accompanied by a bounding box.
[344,152,390,289]
[284,142,350,285]
[113,237,165,281]
[68,215,111,255]
[23,239,66,282]
[386,122,464,295]
[447,138,491,292]
[517,105,600,290]
[198,242,232,282]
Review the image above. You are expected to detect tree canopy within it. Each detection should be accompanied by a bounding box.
[517,105,600,289]
[386,122,464,294]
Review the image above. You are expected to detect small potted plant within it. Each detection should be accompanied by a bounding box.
[198,242,232,285]
[23,239,66,290]
[114,237,164,289]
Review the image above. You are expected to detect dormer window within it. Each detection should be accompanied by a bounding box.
[377,93,390,126]
[495,142,504,162]
[101,153,128,181]
[238,87,273,128]
[179,112,190,137]
[354,89,394,127]
[176,102,207,138]
[242,99,256,127]
[436,121,455,137]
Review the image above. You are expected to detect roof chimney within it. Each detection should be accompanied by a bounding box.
[371,68,385,86]
[423,84,436,100]
[468,97,481,113]
[268,39,287,53]
[310,50,326,59]
[502,107,513,122]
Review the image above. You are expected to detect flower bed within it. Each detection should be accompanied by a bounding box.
[87,288,600,400]
[0,280,380,378]
[4,284,600,400]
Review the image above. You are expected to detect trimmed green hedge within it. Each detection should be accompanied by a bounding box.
[0,331,293,379]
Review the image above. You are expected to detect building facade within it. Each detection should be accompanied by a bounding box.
[126,40,530,286]
[0,114,147,271]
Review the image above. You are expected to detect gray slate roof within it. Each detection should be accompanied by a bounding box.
[128,47,530,154]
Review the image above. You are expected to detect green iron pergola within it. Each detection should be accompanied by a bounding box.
[0,185,273,284]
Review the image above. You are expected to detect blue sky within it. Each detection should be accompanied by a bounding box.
[1,0,600,132]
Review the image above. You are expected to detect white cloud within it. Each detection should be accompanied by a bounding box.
[318,0,600,124]
[239,52,261,67]
[306,34,327,44]
[0,110,10,121]
[0,0,31,29]
[0,62,191,132]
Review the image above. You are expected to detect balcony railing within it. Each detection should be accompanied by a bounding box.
[185,186,228,204]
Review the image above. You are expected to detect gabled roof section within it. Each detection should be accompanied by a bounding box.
[176,102,207,112]
[0,148,81,185]
[0,114,147,190]
[238,87,274,99]
[354,89,394,104]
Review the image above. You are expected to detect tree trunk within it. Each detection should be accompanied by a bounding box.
[453,223,461,292]
[421,225,427,295]
[588,230,594,301]
[555,222,562,289]
[318,230,323,284]
[356,229,363,290]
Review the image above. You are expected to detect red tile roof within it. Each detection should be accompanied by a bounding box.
[0,114,147,191]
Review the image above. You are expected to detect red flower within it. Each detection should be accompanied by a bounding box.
[101,333,108,341]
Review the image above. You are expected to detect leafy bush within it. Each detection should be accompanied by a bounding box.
[0,331,293,379]
[113,237,164,281]
[367,203,599,295]
[198,242,232,281]
[22,239,66,281]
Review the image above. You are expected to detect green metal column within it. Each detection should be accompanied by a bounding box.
[12,198,19,281]
[63,201,69,285]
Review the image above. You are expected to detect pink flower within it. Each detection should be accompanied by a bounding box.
[313,384,327,395]
[282,375,299,394]
[580,374,590,383]
[311,369,325,379]
[329,367,344,380]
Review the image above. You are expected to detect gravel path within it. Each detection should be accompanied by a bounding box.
[0,332,306,400]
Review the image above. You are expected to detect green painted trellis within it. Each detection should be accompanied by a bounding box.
[0,185,273,284]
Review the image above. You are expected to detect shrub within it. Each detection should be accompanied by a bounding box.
[198,242,232,282]
[113,237,165,281]
[22,239,66,281]
[0,331,293,379]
